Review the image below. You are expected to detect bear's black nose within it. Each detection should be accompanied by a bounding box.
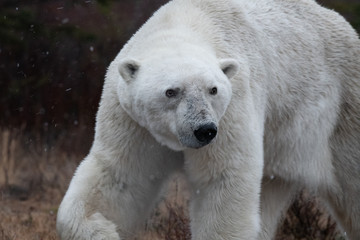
[194,123,217,143]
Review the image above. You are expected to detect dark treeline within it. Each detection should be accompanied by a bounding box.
[0,0,167,137]
[1,0,359,137]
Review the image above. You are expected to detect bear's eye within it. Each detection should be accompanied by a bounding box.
[165,89,178,98]
[209,87,217,95]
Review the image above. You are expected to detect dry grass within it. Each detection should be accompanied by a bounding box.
[276,192,345,240]
[0,128,345,240]
[0,128,79,240]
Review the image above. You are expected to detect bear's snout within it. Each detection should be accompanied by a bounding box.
[194,122,217,144]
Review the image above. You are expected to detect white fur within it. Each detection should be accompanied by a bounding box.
[57,0,360,239]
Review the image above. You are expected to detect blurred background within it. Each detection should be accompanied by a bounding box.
[0,0,359,239]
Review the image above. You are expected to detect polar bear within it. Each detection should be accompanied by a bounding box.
[57,0,360,239]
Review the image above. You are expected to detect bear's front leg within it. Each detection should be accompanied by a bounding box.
[184,114,264,240]
[57,126,184,240]
[184,103,263,240]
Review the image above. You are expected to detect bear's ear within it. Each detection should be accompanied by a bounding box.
[219,59,239,79]
[118,59,140,83]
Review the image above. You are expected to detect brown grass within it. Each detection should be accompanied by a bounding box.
[0,128,345,240]
[276,192,345,240]
[0,128,79,240]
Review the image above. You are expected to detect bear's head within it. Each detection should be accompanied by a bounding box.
[117,54,238,151]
